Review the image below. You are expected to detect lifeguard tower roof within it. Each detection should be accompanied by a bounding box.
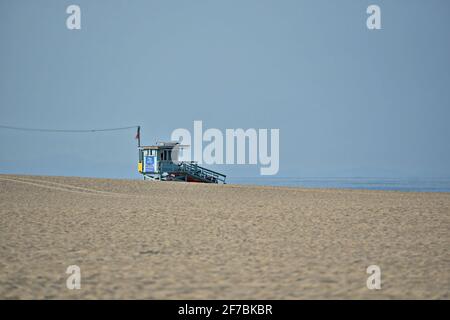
[139,141,183,150]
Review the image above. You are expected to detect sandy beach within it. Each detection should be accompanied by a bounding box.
[0,174,448,299]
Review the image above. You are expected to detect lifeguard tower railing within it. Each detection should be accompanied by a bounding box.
[158,161,226,184]
[179,162,226,184]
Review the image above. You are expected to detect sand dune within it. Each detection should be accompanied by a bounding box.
[0,174,449,299]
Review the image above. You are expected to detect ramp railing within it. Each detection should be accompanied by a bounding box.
[179,162,226,184]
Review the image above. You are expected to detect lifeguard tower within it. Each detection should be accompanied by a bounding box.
[138,142,226,184]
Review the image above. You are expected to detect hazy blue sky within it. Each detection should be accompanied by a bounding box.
[1,0,449,179]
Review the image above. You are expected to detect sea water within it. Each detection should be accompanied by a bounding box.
[229,177,450,192]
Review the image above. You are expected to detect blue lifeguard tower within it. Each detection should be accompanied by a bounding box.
[138,142,226,184]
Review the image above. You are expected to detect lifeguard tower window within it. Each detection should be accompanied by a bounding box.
[142,149,155,157]
[161,150,172,161]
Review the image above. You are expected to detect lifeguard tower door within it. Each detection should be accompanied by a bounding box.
[140,149,158,174]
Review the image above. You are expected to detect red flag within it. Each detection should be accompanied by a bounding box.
[135,126,140,140]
